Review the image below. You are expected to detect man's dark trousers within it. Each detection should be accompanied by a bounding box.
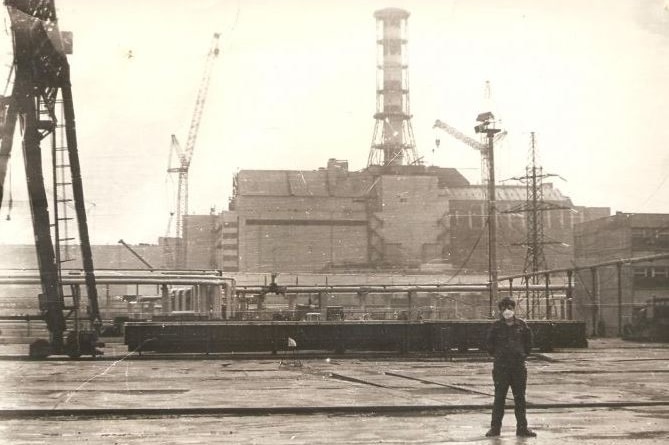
[491,362,528,430]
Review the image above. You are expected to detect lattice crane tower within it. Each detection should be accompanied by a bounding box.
[367,8,418,167]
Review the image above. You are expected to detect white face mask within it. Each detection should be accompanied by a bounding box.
[502,309,515,319]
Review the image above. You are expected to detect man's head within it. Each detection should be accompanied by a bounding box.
[498,297,517,320]
[498,297,516,311]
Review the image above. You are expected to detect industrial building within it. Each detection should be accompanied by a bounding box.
[573,212,669,336]
[184,162,608,274]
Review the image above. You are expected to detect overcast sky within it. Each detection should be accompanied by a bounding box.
[1,0,668,245]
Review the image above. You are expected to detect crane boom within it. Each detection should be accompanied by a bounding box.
[167,33,220,268]
[433,119,486,151]
[433,118,506,187]
[183,33,220,166]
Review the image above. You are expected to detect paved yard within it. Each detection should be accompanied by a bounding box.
[0,339,666,443]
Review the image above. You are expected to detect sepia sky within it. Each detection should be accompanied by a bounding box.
[1,0,668,245]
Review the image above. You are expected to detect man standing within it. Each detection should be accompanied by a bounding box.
[485,297,537,437]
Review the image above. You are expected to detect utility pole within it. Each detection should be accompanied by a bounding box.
[504,132,570,319]
[475,112,501,316]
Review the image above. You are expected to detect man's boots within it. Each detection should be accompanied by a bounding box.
[485,428,501,437]
[516,427,537,437]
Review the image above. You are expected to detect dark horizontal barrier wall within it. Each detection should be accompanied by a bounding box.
[124,320,587,354]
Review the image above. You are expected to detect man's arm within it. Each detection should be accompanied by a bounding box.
[485,322,496,355]
[524,322,533,355]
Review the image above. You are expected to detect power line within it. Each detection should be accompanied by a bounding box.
[503,132,570,286]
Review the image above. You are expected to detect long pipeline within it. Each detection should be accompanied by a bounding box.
[0,275,235,287]
[234,284,567,294]
[498,252,669,282]
[0,275,566,293]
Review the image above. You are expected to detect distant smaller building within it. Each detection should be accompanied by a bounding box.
[573,212,669,336]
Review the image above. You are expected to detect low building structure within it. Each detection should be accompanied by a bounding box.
[573,212,669,336]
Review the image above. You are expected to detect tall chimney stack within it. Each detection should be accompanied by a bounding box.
[367,8,418,167]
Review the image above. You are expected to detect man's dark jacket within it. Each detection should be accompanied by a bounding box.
[485,318,533,366]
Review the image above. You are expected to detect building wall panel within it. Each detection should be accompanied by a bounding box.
[377,175,449,265]
[240,222,367,272]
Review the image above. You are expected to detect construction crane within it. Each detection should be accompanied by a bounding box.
[432,119,506,187]
[433,115,505,315]
[167,33,220,268]
[0,0,102,357]
[433,119,487,151]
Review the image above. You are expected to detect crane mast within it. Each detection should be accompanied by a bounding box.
[0,0,101,357]
[168,33,220,268]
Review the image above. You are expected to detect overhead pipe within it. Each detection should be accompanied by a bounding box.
[498,252,669,282]
[0,276,235,287]
[234,284,567,294]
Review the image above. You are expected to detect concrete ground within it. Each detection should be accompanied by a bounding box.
[0,339,666,444]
